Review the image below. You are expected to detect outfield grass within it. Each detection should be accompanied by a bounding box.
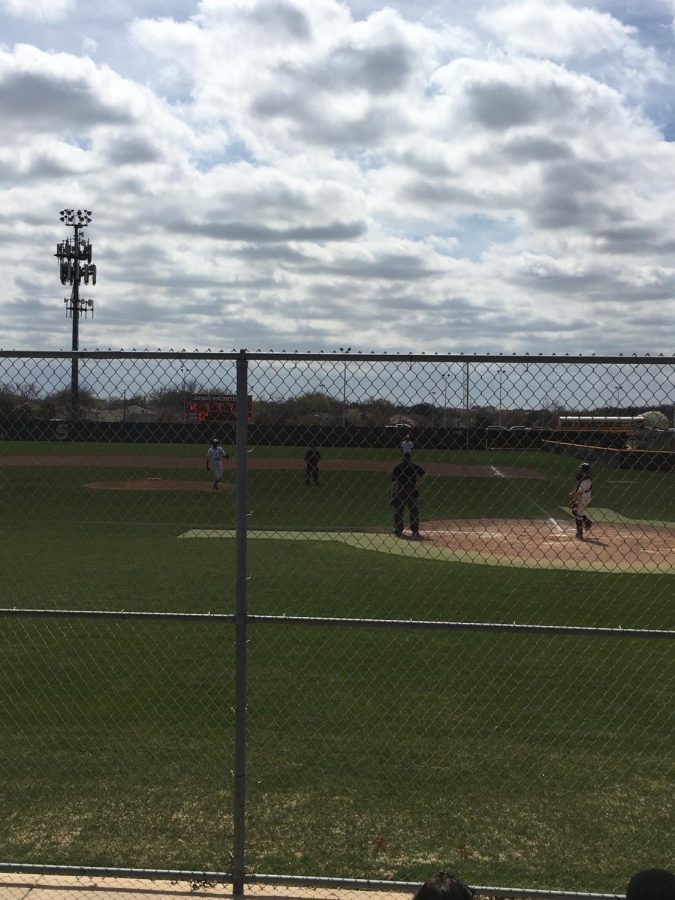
[3,439,675,523]
[0,443,673,892]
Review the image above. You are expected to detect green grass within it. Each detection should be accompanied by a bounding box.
[4,439,675,524]
[245,625,674,889]
[0,443,673,892]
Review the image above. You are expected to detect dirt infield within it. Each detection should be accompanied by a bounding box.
[422,518,675,572]
[0,454,543,479]
[83,478,231,492]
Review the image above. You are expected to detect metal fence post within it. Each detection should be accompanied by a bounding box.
[233,349,249,896]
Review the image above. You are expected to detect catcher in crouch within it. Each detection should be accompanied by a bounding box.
[570,462,593,540]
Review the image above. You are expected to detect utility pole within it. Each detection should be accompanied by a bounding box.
[55,209,96,422]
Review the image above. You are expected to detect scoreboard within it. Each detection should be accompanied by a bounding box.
[188,393,253,423]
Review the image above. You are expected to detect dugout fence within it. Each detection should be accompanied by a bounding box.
[1,351,674,900]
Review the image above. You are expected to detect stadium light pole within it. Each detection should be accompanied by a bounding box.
[56,209,96,423]
[430,388,438,428]
[180,362,193,423]
[497,367,506,426]
[319,382,326,424]
[464,361,471,449]
[443,374,451,428]
[339,347,351,428]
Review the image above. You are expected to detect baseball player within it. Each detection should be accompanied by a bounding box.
[206,438,230,491]
[569,461,593,539]
[400,433,414,457]
[391,452,426,538]
[304,444,321,486]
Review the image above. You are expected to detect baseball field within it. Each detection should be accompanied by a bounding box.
[0,440,673,894]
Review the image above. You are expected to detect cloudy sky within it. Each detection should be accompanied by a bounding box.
[1,0,675,354]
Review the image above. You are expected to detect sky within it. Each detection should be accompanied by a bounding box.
[1,0,675,355]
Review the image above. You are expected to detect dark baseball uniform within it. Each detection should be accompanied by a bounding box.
[391,456,425,536]
[304,447,321,485]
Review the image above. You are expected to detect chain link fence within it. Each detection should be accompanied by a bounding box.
[1,351,674,898]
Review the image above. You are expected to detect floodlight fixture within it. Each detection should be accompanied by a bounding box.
[59,208,78,225]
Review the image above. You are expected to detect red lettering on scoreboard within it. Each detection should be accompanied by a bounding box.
[188,394,253,423]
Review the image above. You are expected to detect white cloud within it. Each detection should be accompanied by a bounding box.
[477,0,668,97]
[130,1,461,156]
[479,0,635,58]
[0,44,153,136]
[0,0,674,354]
[0,0,74,23]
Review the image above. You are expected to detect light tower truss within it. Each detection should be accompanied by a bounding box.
[55,209,98,421]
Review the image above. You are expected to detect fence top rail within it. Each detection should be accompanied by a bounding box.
[248,614,675,639]
[0,607,235,623]
[1,350,674,365]
[1,608,673,639]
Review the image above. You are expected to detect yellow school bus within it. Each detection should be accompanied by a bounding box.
[556,415,645,432]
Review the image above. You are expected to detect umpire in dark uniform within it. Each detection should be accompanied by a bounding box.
[304,444,321,486]
[391,453,425,538]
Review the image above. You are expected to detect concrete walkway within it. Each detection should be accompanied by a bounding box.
[0,876,412,900]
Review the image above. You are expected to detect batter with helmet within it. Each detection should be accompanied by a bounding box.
[569,462,593,540]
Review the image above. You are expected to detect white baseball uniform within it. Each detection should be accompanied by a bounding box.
[207,445,227,482]
[575,474,592,516]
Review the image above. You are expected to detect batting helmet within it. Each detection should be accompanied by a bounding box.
[579,462,591,471]
[212,437,219,445]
